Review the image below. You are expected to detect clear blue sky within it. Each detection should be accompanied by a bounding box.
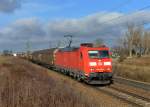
[0,0,150,27]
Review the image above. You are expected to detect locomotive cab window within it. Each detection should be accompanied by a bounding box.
[88,50,109,59]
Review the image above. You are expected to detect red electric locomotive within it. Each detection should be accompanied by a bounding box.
[54,43,113,84]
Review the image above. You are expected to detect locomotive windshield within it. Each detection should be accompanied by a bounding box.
[88,50,109,59]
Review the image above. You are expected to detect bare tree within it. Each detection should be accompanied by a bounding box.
[125,25,144,57]
[115,24,150,58]
[115,37,128,60]
[133,26,143,56]
[143,31,150,55]
[125,25,134,57]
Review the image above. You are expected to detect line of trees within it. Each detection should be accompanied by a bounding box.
[115,25,150,58]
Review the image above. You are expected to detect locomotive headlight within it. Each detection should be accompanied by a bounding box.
[104,62,111,66]
[89,62,97,66]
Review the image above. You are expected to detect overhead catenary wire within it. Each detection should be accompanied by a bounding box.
[59,0,133,39]
[77,4,150,44]
[74,4,150,39]
[97,4,150,28]
[29,2,150,48]
[84,3,150,39]
[98,20,150,37]
[97,0,133,16]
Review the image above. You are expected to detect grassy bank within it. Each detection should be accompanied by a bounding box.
[0,57,95,107]
[113,56,150,83]
[0,56,129,107]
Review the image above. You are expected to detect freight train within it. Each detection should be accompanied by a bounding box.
[31,43,113,84]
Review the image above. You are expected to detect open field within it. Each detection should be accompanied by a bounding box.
[0,56,10,64]
[113,56,150,83]
[0,56,132,107]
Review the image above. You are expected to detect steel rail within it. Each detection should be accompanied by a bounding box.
[96,86,150,107]
[109,85,150,102]
[114,76,150,91]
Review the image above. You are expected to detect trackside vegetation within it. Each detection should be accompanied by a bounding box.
[0,56,130,107]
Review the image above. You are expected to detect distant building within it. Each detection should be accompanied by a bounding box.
[2,50,13,56]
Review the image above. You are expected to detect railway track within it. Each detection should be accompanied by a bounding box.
[96,86,150,107]
[114,76,150,91]
[95,78,150,107]
[109,85,150,103]
[31,61,150,107]
[95,76,150,107]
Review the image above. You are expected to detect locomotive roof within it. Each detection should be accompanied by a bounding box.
[58,45,109,52]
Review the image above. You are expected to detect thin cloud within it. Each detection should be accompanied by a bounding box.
[0,0,23,13]
[1,11,150,51]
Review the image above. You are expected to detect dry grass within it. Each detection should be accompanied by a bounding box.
[0,56,10,64]
[0,57,93,107]
[0,56,132,107]
[113,56,150,83]
[122,56,150,66]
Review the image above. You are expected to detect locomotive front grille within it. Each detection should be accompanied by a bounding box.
[89,72,113,80]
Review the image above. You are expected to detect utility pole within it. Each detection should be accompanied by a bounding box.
[26,40,31,59]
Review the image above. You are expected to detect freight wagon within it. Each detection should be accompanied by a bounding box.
[32,48,56,68]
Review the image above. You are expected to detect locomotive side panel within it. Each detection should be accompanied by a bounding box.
[54,48,83,72]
